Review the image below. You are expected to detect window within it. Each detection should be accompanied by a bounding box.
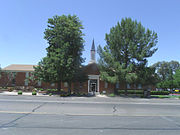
[134,84,136,88]
[38,81,41,86]
[116,83,119,89]
[80,82,83,88]
[138,84,142,89]
[12,79,16,86]
[11,72,16,86]
[25,79,29,86]
[127,84,130,89]
[25,72,29,86]
[25,72,29,78]
[104,82,108,88]
[51,83,55,87]
[64,82,68,87]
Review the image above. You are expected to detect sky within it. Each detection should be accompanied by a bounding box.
[0,0,180,68]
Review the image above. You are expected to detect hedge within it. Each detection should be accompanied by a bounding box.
[150,91,170,95]
[118,90,170,95]
[118,90,144,95]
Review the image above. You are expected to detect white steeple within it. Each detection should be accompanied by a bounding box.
[89,39,96,64]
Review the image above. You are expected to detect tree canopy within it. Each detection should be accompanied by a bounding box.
[34,15,85,92]
[98,18,158,93]
[152,61,180,90]
[173,69,180,88]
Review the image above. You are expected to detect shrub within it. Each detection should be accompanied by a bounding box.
[60,93,69,97]
[37,88,45,91]
[109,93,115,97]
[8,87,14,92]
[32,91,37,95]
[47,89,58,92]
[73,92,81,96]
[118,90,144,95]
[18,90,22,95]
[49,93,52,96]
[150,91,170,95]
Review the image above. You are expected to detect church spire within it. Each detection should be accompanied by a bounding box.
[91,39,95,51]
[89,39,96,64]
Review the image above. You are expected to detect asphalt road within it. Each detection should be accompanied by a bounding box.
[0,95,180,135]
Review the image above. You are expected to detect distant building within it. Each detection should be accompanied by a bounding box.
[0,40,146,94]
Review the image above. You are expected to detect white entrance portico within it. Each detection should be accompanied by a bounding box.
[88,75,100,94]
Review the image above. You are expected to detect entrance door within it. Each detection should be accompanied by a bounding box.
[89,79,98,94]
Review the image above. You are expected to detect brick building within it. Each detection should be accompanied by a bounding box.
[0,40,146,94]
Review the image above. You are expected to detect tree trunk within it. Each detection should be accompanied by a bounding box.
[57,81,61,94]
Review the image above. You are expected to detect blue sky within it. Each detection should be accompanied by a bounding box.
[0,0,180,68]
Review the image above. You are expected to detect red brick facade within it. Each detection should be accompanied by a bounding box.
[0,63,116,94]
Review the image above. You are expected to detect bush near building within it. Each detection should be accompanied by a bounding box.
[18,90,22,95]
[150,91,170,95]
[118,90,144,95]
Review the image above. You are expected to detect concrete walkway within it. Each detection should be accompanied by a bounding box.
[0,91,48,96]
[0,91,109,98]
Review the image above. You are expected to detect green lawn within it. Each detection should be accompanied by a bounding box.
[151,95,180,99]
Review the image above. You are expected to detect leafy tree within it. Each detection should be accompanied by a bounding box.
[70,66,88,93]
[1,71,15,88]
[26,72,42,88]
[136,66,159,87]
[98,18,158,95]
[152,61,179,81]
[173,69,180,88]
[34,15,84,93]
[152,61,180,90]
[72,66,88,83]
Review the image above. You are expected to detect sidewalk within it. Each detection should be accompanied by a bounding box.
[0,91,108,97]
[0,91,48,96]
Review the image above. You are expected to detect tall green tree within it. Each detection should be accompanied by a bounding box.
[136,66,159,87]
[98,18,158,94]
[152,61,179,81]
[152,61,180,90]
[173,69,180,88]
[34,15,84,92]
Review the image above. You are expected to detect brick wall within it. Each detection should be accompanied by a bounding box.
[15,72,26,86]
[99,80,115,94]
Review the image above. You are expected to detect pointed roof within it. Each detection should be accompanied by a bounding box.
[91,39,95,51]
[84,63,100,75]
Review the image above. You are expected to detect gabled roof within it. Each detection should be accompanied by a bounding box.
[2,64,37,72]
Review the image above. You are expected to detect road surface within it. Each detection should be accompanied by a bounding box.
[0,95,180,135]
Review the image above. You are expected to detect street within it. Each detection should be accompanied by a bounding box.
[0,95,180,135]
